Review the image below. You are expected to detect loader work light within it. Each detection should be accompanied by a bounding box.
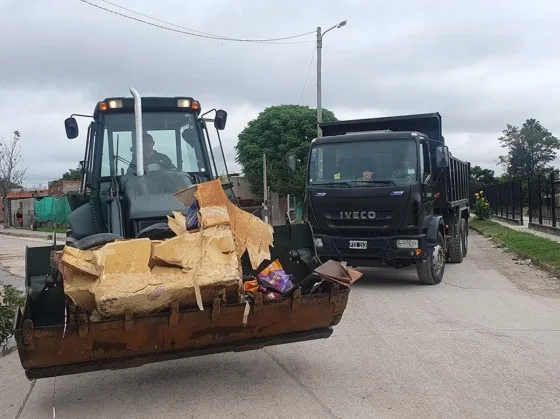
[108,100,123,109]
[177,99,191,108]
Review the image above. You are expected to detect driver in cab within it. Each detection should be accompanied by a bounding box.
[127,133,176,174]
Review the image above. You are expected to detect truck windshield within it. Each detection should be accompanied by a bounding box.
[309,139,419,187]
[101,112,208,177]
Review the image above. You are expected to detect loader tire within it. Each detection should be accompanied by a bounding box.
[416,231,445,285]
[136,222,176,240]
[74,233,124,250]
[66,227,79,247]
[448,220,464,263]
[461,218,468,258]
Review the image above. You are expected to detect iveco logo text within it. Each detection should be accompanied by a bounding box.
[340,211,376,219]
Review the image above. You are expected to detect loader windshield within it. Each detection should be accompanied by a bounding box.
[101,112,208,177]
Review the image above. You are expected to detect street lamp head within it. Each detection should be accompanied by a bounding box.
[337,20,347,28]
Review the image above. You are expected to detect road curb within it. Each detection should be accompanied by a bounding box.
[469,224,560,278]
[0,231,55,240]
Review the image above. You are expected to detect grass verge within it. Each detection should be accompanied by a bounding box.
[470,218,560,275]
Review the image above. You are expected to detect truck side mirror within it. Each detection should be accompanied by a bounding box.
[214,110,227,131]
[65,117,79,139]
[287,155,297,176]
[435,145,450,168]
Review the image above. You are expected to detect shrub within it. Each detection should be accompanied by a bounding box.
[0,283,25,352]
[474,191,492,220]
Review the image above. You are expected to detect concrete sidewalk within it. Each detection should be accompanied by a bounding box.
[0,227,64,241]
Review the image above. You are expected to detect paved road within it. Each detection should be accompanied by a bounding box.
[1,232,559,419]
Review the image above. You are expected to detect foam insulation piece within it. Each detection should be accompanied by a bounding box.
[153,225,242,310]
[173,185,197,208]
[92,226,241,316]
[174,179,274,270]
[59,264,97,312]
[167,211,188,236]
[60,246,102,277]
[96,238,152,278]
[199,206,230,229]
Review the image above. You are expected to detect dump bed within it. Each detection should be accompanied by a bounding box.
[14,222,350,380]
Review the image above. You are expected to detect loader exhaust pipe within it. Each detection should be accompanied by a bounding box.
[129,86,145,176]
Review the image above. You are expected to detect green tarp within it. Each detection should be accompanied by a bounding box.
[33,196,72,224]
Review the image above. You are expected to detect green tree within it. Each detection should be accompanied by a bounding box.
[60,167,83,181]
[498,119,560,178]
[235,105,337,199]
[470,165,495,187]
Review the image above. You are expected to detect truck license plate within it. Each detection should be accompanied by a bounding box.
[349,240,367,250]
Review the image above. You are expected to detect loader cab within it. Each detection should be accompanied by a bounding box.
[64,95,232,242]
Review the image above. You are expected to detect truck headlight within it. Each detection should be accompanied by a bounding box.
[396,239,418,249]
[314,238,323,248]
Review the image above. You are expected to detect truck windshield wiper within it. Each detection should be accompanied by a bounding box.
[312,181,352,187]
[353,179,397,186]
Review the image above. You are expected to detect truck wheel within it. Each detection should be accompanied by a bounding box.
[416,231,445,285]
[461,218,468,258]
[74,233,124,250]
[448,220,464,263]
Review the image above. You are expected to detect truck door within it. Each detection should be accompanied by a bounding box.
[421,142,435,215]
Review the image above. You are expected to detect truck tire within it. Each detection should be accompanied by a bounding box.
[448,220,464,263]
[416,231,445,285]
[74,233,124,250]
[461,218,468,258]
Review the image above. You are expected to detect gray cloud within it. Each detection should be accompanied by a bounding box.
[1,0,560,186]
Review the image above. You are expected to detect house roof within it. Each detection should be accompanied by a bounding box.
[49,180,82,186]
[7,189,49,199]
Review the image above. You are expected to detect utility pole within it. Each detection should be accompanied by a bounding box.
[316,20,347,139]
[316,26,322,139]
[262,153,269,224]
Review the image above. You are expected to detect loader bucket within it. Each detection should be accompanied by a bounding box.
[13,222,350,380]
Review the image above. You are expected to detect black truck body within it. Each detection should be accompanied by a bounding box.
[300,113,470,285]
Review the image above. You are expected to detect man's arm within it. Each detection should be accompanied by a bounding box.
[160,153,177,170]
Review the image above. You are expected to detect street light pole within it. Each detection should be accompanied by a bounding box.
[316,26,322,139]
[316,20,347,138]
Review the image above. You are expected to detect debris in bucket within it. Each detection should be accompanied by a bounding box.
[257,260,294,294]
[57,179,275,320]
[313,260,363,287]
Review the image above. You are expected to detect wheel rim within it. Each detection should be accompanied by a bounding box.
[432,243,445,274]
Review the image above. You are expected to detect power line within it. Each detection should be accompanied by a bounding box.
[99,0,311,41]
[79,0,315,44]
[298,45,316,105]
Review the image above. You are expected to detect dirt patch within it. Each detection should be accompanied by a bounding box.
[469,230,560,299]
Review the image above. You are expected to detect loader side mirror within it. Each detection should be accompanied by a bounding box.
[65,117,79,139]
[214,110,227,131]
[288,155,297,176]
[435,145,450,168]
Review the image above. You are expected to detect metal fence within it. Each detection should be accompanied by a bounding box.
[527,172,559,228]
[479,180,524,223]
[477,171,560,230]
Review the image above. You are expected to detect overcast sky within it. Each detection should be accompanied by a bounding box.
[1,0,560,187]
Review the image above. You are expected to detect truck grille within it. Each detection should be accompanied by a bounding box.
[324,211,392,229]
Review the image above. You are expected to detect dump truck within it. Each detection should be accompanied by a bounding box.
[288,113,470,285]
[13,88,353,380]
